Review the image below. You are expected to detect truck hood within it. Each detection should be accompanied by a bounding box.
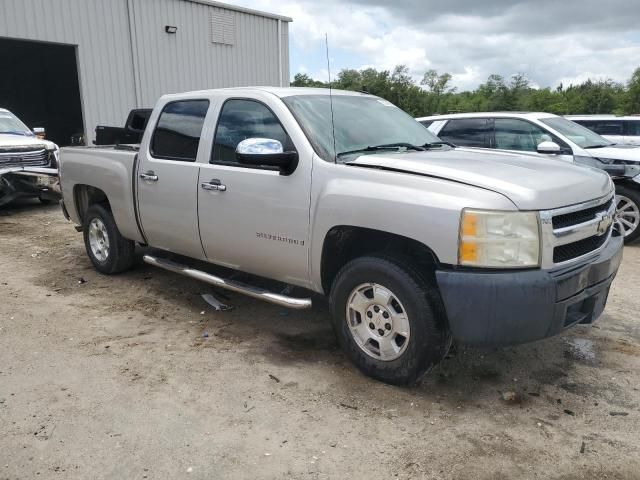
[585,144,640,162]
[348,148,612,210]
[0,133,56,150]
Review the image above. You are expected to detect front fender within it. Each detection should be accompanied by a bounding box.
[308,160,516,291]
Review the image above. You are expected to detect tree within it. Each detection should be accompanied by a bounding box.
[626,67,640,114]
[289,65,640,117]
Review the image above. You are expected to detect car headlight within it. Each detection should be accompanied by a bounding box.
[458,209,540,268]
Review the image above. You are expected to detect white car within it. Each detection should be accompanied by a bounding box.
[417,112,640,242]
[566,115,640,146]
[0,108,59,207]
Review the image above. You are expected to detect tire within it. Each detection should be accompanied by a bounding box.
[614,185,640,244]
[83,204,136,274]
[329,255,451,385]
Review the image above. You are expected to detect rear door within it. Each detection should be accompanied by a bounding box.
[136,99,209,258]
[437,118,492,148]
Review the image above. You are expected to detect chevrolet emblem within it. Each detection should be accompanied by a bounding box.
[595,211,614,236]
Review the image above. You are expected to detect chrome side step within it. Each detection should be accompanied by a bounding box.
[142,255,312,310]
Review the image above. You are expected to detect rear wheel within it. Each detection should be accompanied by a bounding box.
[83,204,135,274]
[329,255,451,385]
[614,185,640,243]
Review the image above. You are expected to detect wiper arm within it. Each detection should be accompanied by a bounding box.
[422,141,456,148]
[0,131,31,136]
[583,144,612,149]
[337,143,425,158]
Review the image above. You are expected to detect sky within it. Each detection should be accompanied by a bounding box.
[234,0,640,91]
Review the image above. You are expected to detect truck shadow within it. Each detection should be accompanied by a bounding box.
[126,248,638,410]
[0,197,58,215]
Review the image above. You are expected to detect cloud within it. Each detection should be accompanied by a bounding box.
[234,0,640,90]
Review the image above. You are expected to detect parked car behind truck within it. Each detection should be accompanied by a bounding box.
[419,112,640,242]
[60,88,622,385]
[0,108,60,207]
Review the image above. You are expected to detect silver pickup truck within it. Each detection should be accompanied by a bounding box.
[59,87,623,385]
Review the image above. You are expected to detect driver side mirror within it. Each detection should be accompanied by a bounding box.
[235,138,298,175]
[537,141,561,154]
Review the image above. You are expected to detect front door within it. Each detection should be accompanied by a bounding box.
[493,118,574,162]
[136,99,210,258]
[197,98,312,286]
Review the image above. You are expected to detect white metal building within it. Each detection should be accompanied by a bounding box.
[0,0,291,145]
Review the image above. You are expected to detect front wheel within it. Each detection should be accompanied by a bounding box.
[83,204,136,274]
[614,185,640,243]
[329,255,451,385]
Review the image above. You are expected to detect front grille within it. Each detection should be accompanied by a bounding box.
[553,229,610,263]
[540,193,615,268]
[552,198,614,229]
[0,148,49,168]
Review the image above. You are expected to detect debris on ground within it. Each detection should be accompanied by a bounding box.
[580,441,586,454]
[339,402,358,410]
[78,278,87,284]
[201,293,232,311]
[501,391,522,404]
[610,411,629,416]
[564,409,575,416]
[269,374,281,383]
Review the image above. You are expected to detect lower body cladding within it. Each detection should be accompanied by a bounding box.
[435,235,624,346]
[0,169,60,207]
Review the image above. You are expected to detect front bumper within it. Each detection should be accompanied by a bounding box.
[435,235,623,346]
[0,169,60,206]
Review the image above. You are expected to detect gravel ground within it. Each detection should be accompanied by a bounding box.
[1,200,639,480]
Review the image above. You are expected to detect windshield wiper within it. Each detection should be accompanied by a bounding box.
[422,141,456,148]
[337,143,425,158]
[583,144,613,149]
[0,131,31,136]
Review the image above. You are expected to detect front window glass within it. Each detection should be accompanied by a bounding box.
[0,111,33,136]
[494,118,552,151]
[540,117,612,148]
[624,120,640,136]
[212,99,292,164]
[281,94,440,161]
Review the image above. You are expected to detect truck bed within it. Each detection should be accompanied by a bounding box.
[59,145,144,243]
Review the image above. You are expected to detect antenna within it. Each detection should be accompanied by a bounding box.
[325,33,337,163]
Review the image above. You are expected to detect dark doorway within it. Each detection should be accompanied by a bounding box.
[0,37,84,146]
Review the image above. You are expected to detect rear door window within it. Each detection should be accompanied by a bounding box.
[151,100,209,161]
[438,118,491,148]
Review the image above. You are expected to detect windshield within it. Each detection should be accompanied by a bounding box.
[540,116,611,149]
[0,110,33,136]
[281,94,441,161]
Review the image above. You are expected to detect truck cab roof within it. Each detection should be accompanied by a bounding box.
[159,86,374,101]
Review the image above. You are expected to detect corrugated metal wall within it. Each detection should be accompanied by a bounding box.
[0,0,138,144]
[129,0,288,106]
[0,0,290,143]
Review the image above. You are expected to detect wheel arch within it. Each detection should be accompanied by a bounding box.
[73,184,111,225]
[319,225,441,294]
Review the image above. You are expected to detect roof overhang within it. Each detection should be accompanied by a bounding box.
[182,0,293,22]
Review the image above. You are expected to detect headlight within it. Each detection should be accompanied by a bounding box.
[458,209,540,268]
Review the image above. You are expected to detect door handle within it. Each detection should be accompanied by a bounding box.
[201,179,227,192]
[139,171,158,182]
